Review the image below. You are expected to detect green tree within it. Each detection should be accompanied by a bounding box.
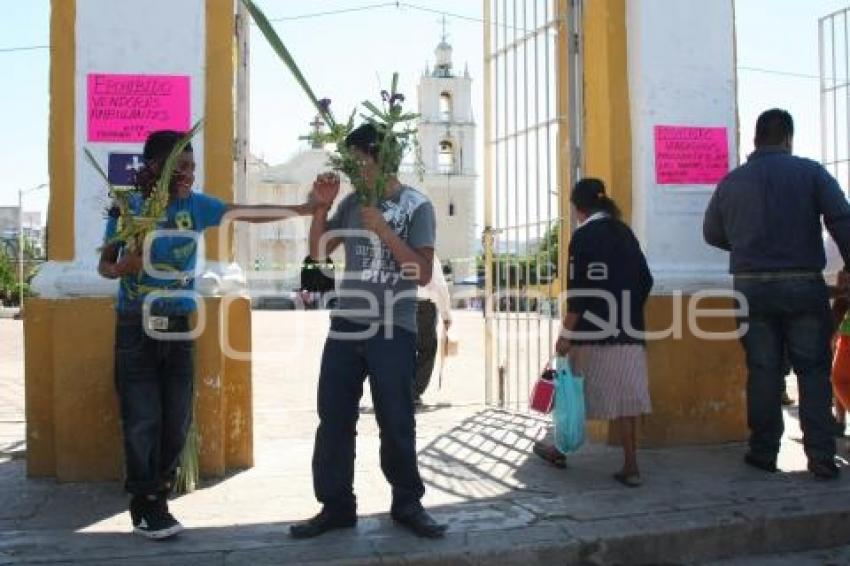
[0,248,16,306]
[0,240,38,306]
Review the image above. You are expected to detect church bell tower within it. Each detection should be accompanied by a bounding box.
[413,22,477,280]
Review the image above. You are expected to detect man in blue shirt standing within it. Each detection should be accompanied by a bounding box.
[98,130,316,540]
[704,109,850,479]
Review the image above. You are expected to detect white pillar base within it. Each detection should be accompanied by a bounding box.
[31,261,247,299]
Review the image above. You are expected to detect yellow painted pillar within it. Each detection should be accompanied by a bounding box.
[581,0,632,219]
[580,0,746,446]
[26,0,252,480]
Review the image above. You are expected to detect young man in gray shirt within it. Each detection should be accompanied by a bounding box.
[290,123,447,539]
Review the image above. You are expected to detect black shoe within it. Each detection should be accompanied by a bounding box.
[289,509,357,539]
[130,495,183,540]
[744,452,778,473]
[808,459,840,480]
[392,508,447,539]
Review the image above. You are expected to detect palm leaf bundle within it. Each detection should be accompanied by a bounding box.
[85,120,204,254]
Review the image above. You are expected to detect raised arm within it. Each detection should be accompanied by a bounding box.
[225,202,314,223]
[309,173,343,259]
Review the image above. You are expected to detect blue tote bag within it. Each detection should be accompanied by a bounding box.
[553,356,586,453]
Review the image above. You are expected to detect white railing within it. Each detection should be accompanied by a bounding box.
[820,8,850,190]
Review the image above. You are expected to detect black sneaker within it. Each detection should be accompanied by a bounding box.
[130,495,184,540]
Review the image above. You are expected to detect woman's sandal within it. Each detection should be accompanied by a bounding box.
[613,472,643,488]
[532,442,567,469]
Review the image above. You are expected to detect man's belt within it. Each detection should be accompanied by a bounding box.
[118,312,190,332]
[734,271,822,282]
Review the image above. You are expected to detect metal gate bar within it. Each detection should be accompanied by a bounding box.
[483,0,578,410]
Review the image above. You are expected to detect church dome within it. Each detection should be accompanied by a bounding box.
[434,41,453,75]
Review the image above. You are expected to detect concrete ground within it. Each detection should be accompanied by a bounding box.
[3,311,850,565]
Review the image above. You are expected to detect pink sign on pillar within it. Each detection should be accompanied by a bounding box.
[87,74,191,143]
[654,125,729,185]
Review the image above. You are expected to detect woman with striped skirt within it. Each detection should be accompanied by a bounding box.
[534,178,654,487]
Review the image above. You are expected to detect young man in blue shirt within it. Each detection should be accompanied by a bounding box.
[98,130,315,539]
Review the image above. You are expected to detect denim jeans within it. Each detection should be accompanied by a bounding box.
[312,317,425,516]
[735,276,836,463]
[114,314,194,496]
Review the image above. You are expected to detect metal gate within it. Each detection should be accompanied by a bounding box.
[820,7,850,189]
[483,0,581,409]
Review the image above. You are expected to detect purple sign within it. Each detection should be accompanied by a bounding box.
[107,152,145,187]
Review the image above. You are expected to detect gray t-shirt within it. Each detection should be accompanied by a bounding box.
[326,185,436,332]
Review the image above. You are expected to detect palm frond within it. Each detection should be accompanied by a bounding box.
[83,148,117,194]
[241,0,337,130]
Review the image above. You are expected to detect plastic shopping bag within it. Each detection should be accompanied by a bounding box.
[553,356,586,453]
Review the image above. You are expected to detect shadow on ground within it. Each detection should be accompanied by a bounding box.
[5,407,850,565]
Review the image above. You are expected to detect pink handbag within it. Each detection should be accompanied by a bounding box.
[529,362,557,413]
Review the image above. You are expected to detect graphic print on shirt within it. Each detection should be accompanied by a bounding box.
[358,189,428,287]
[174,210,193,231]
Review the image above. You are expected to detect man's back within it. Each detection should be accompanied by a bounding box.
[703,147,850,274]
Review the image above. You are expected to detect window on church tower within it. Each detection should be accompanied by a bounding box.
[438,140,455,174]
[439,91,453,121]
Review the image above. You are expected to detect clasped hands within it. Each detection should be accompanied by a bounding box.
[310,172,389,236]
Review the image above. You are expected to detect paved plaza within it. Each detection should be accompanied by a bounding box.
[2,312,850,564]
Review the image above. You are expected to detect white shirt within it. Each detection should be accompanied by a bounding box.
[576,211,609,229]
[418,256,452,322]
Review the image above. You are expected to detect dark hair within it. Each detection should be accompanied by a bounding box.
[143,130,193,162]
[300,255,335,293]
[133,130,194,197]
[570,177,621,220]
[754,109,794,147]
[344,123,400,173]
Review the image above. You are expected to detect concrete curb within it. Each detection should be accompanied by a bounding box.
[4,486,850,565]
[0,308,20,320]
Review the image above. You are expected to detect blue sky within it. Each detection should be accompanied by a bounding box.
[1,0,849,223]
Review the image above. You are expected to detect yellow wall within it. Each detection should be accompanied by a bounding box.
[204,0,235,262]
[582,0,632,220]
[640,296,747,445]
[25,297,253,480]
[47,0,75,261]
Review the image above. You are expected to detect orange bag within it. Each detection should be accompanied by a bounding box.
[832,334,850,409]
